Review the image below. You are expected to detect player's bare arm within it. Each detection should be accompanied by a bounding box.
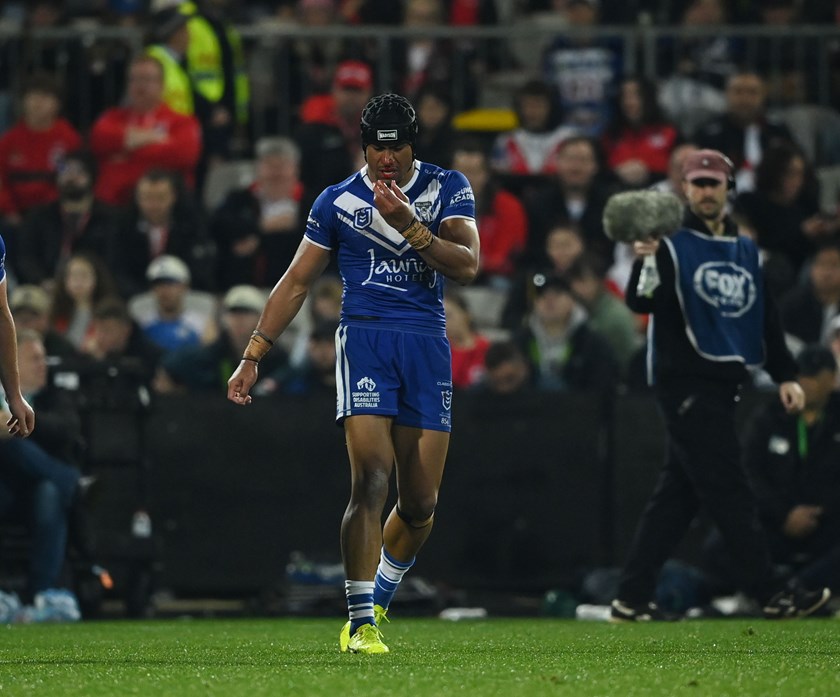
[372,179,479,285]
[227,239,331,405]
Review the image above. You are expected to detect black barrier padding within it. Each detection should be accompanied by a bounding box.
[144,392,605,594]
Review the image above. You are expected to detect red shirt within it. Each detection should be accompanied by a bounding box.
[0,118,81,217]
[451,334,490,389]
[90,103,201,206]
[478,189,528,279]
[602,124,679,178]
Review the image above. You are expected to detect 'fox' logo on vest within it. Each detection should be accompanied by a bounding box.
[692,262,757,318]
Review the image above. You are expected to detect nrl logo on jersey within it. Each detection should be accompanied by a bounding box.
[354,208,373,229]
[441,389,452,411]
[414,201,433,223]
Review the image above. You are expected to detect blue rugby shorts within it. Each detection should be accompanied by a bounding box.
[335,324,453,432]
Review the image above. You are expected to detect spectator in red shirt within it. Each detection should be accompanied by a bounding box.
[89,54,201,207]
[0,73,81,226]
[444,290,490,390]
[452,138,528,287]
[601,76,681,188]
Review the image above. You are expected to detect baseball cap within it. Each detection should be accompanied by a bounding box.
[10,285,50,315]
[532,272,572,296]
[223,285,265,314]
[333,60,373,92]
[796,345,837,376]
[146,255,190,284]
[682,149,733,184]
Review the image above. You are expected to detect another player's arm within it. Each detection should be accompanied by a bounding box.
[227,239,331,405]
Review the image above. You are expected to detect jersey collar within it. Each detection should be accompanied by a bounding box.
[361,160,422,192]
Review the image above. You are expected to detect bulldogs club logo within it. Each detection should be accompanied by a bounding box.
[693,262,757,318]
[415,201,433,223]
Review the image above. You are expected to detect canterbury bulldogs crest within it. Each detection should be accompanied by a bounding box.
[693,261,757,318]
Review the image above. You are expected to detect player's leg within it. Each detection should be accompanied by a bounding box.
[340,414,394,651]
[373,425,449,613]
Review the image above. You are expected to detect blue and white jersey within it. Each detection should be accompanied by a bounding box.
[305,161,475,335]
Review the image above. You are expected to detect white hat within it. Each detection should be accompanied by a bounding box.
[223,285,265,314]
[146,255,190,284]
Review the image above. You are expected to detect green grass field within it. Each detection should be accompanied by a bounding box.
[0,617,838,696]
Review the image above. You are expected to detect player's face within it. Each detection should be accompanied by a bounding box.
[366,143,414,186]
[684,177,727,222]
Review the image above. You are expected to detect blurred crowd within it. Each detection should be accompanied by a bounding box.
[0,0,838,402]
[3,0,840,623]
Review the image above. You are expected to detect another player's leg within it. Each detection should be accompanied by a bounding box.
[340,415,394,654]
[373,426,449,616]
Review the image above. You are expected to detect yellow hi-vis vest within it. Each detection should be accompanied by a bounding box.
[179,2,250,125]
[146,45,194,116]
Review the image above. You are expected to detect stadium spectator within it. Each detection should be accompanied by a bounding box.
[9,285,76,360]
[0,329,83,623]
[444,290,490,390]
[145,8,194,118]
[157,284,286,393]
[491,79,577,179]
[16,150,117,287]
[514,272,618,395]
[176,0,251,165]
[89,54,201,206]
[472,340,534,396]
[296,60,373,213]
[0,73,81,229]
[733,141,833,296]
[541,0,623,136]
[601,76,681,189]
[502,221,586,331]
[703,345,840,599]
[650,143,699,201]
[285,274,343,368]
[694,70,795,192]
[780,241,840,346]
[81,297,163,384]
[112,168,213,297]
[49,253,120,352]
[210,137,306,290]
[524,136,617,268]
[451,139,528,287]
[260,319,339,397]
[414,83,455,169]
[567,253,642,376]
[129,255,218,354]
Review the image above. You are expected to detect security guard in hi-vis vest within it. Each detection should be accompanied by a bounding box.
[146,10,194,116]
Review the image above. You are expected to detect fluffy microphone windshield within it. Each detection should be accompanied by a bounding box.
[602,190,684,243]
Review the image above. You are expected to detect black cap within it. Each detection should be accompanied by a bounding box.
[796,345,837,377]
[532,272,571,295]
